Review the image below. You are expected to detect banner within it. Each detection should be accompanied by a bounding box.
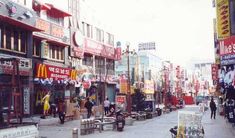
[219,36,235,55]
[216,0,230,39]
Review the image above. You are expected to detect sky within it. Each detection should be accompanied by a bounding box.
[84,0,216,66]
[45,0,216,66]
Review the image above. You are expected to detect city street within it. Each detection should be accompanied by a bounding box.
[39,105,235,138]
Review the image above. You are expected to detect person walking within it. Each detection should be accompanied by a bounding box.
[210,98,217,119]
[58,98,66,124]
[41,91,51,119]
[104,97,110,116]
[85,97,93,118]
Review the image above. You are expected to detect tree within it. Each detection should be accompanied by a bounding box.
[132,88,146,112]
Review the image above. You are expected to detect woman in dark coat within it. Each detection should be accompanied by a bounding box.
[210,98,217,119]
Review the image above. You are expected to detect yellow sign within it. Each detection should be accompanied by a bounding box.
[216,0,230,39]
[144,80,154,94]
[120,79,128,94]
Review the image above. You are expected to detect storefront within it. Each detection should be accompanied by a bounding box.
[33,63,77,114]
[218,36,235,100]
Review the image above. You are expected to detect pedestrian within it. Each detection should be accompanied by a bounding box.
[104,97,110,116]
[58,98,66,124]
[84,97,93,118]
[41,91,51,119]
[210,97,217,119]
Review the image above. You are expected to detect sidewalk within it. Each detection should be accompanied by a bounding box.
[202,110,235,138]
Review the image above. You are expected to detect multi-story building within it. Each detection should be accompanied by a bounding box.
[0,0,41,116]
[68,0,118,104]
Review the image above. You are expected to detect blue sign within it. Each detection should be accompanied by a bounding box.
[220,54,235,65]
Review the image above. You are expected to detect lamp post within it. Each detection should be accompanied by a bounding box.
[123,42,134,115]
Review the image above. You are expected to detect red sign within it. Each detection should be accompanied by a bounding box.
[101,45,115,59]
[84,38,103,55]
[116,95,126,104]
[36,64,71,80]
[84,38,115,59]
[115,47,121,60]
[211,64,218,80]
[219,36,235,55]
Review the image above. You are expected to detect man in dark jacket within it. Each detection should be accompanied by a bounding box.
[210,98,217,119]
[85,97,93,118]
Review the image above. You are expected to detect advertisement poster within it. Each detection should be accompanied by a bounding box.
[120,78,128,94]
[177,111,203,138]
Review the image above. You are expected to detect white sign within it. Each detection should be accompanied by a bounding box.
[23,87,30,114]
[0,125,39,138]
[0,54,32,76]
[138,42,156,51]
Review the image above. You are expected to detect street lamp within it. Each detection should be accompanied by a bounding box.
[123,42,135,115]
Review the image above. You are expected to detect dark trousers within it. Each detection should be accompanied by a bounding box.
[59,112,65,124]
[87,110,92,118]
[211,110,216,119]
[104,107,109,115]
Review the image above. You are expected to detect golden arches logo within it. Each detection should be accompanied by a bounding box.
[70,69,77,80]
[36,64,47,78]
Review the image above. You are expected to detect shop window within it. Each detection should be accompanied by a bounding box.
[20,31,27,53]
[5,27,11,50]
[33,39,41,56]
[13,30,19,51]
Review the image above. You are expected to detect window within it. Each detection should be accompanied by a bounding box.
[105,33,114,45]
[86,24,91,38]
[13,30,19,51]
[82,22,85,35]
[0,26,2,48]
[0,25,27,53]
[33,39,41,56]
[46,14,64,26]
[49,44,64,61]
[5,27,11,50]
[20,31,27,52]
[96,28,101,42]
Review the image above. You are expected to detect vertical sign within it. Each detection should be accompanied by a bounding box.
[211,64,218,85]
[23,87,30,114]
[120,78,128,94]
[40,41,49,59]
[216,0,230,39]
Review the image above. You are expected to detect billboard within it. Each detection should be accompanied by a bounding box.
[216,0,230,39]
[138,42,156,51]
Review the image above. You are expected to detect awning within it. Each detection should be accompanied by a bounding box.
[0,15,41,32]
[33,0,71,18]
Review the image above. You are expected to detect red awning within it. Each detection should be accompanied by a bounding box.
[0,15,41,32]
[45,3,71,18]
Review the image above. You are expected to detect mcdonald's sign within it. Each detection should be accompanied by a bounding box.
[70,69,77,80]
[36,64,48,78]
[36,63,72,80]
